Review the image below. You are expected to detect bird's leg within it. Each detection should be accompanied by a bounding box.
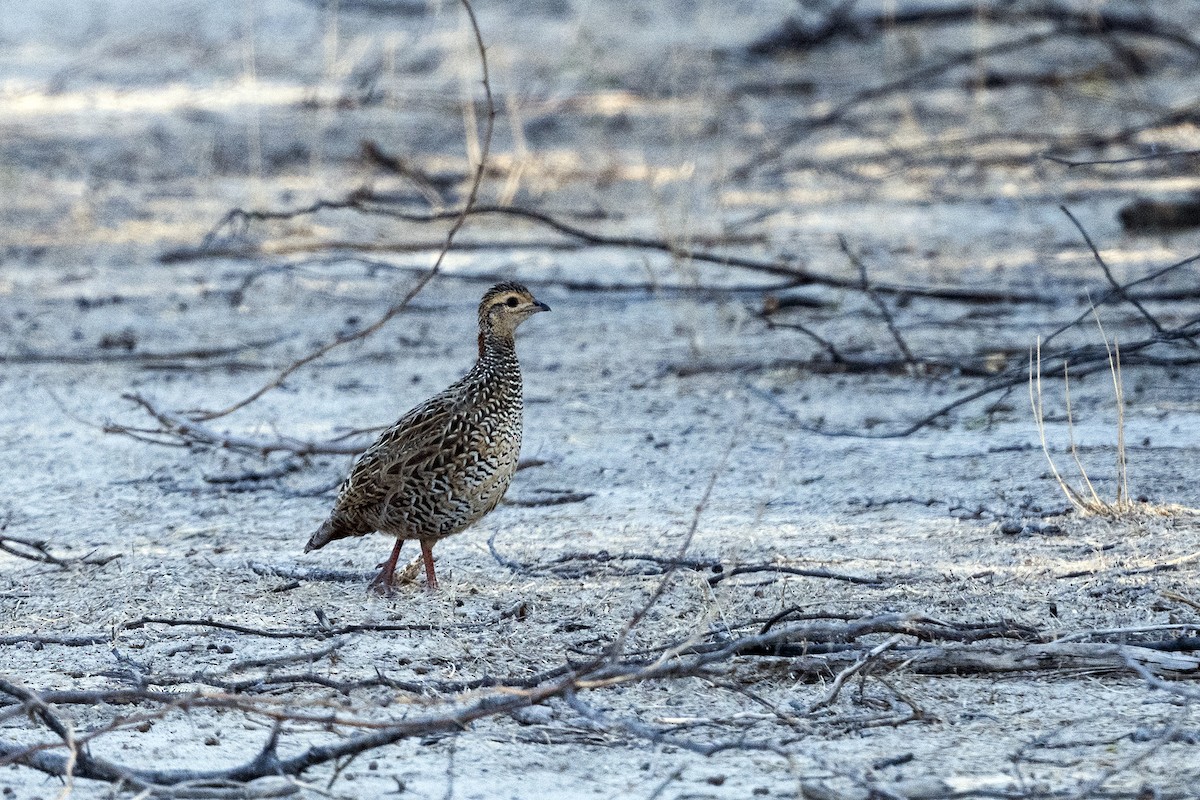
[368,539,404,596]
[420,540,439,592]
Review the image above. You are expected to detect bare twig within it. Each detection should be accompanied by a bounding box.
[764,317,847,363]
[178,196,1058,305]
[1044,148,1200,167]
[110,394,368,455]
[0,338,286,366]
[749,3,1200,57]
[840,235,918,371]
[0,530,120,569]
[808,634,906,712]
[3,612,1197,794]
[1060,206,1169,338]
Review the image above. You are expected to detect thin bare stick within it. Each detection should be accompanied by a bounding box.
[1044,148,1200,167]
[1041,250,1200,351]
[1030,339,1086,511]
[1061,361,1104,508]
[1060,205,1168,338]
[183,199,1058,305]
[808,634,905,712]
[840,235,918,371]
[1115,337,1127,505]
[113,394,367,455]
[763,318,847,363]
[1094,313,1130,508]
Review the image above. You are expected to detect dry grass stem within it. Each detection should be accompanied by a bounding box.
[1029,329,1177,518]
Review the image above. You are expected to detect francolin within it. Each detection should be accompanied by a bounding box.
[305,282,549,593]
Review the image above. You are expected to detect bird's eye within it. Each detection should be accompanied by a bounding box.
[505,296,520,307]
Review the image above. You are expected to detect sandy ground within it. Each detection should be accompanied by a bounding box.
[3,1,1200,798]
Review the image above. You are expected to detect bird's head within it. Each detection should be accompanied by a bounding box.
[478,282,550,344]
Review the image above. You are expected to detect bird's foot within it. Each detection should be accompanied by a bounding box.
[367,570,395,597]
[367,539,404,596]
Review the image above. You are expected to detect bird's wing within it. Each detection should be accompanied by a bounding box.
[332,386,468,519]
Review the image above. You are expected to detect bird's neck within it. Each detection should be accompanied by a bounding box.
[477,330,520,373]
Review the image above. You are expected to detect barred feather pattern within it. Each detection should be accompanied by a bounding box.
[305,283,545,554]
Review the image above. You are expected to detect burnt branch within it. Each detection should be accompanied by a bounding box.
[108,393,368,455]
[0,338,286,366]
[1059,205,1170,339]
[173,198,1057,306]
[749,3,1200,57]
[2,610,1197,793]
[0,516,120,570]
[841,235,919,371]
[495,550,884,586]
[1045,147,1200,168]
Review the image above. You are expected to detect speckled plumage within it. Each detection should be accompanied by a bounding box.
[305,282,549,592]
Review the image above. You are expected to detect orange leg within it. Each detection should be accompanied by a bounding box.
[368,539,404,595]
[420,540,439,592]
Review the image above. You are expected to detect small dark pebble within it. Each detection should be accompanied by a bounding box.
[872,752,914,769]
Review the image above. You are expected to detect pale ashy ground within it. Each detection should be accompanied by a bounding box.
[3,1,1200,798]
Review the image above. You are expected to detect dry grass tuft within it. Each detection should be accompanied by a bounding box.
[1029,327,1188,519]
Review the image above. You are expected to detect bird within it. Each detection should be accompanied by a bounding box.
[305,282,550,593]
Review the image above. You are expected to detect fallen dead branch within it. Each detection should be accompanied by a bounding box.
[1045,148,1200,168]
[0,524,120,569]
[169,194,1059,306]
[0,338,286,366]
[745,336,1200,439]
[663,353,998,379]
[248,561,372,584]
[2,609,1196,795]
[487,547,885,586]
[807,634,906,712]
[785,640,1200,680]
[1055,549,1200,580]
[740,2,1200,177]
[0,675,578,796]
[841,235,918,372]
[108,393,369,455]
[707,563,884,587]
[116,613,497,639]
[748,3,1200,58]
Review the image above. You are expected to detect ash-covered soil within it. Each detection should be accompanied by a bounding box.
[3,1,1200,798]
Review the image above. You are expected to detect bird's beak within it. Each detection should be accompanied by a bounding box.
[532,301,551,312]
